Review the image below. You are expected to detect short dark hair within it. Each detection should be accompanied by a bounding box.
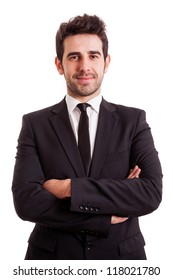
[55,14,109,62]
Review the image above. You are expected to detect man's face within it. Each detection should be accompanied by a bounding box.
[55,34,110,101]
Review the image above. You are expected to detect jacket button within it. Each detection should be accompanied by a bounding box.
[79,205,84,210]
[95,206,100,212]
[84,205,89,211]
[86,242,92,250]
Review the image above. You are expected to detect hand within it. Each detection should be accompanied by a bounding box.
[43,179,71,199]
[127,165,141,179]
[111,165,141,224]
[111,216,128,224]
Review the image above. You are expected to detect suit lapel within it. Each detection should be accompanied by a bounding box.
[49,99,85,177]
[90,99,119,177]
[49,98,119,178]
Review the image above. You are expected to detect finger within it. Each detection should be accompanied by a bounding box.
[127,166,138,178]
[134,168,141,178]
[116,218,128,223]
[111,216,128,224]
[134,167,141,177]
[127,165,141,179]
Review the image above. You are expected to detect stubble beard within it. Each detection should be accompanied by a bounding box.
[67,82,101,98]
[66,74,103,98]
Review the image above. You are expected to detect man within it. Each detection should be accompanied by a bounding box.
[12,14,162,260]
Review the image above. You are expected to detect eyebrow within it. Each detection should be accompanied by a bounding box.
[66,50,102,58]
[89,50,102,56]
[67,52,81,58]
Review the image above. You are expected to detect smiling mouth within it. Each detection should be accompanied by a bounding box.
[75,73,96,82]
[76,77,94,85]
[77,76,93,80]
[74,71,96,78]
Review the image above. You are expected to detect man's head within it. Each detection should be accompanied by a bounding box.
[56,14,108,63]
[55,14,110,101]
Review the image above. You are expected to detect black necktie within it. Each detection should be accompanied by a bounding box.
[77,103,91,176]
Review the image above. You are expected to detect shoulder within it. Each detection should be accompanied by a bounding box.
[23,98,66,121]
[102,98,146,118]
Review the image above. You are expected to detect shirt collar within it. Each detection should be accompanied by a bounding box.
[65,94,102,115]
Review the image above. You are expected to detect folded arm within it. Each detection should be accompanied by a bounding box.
[43,110,162,218]
[43,166,141,224]
[12,109,162,238]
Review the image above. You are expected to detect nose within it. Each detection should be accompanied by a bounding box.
[78,57,91,73]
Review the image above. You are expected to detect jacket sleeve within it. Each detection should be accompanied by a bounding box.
[12,115,111,237]
[70,110,163,217]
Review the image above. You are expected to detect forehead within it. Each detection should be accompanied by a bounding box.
[63,34,103,54]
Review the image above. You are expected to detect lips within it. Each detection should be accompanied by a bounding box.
[74,71,96,78]
[74,73,95,82]
[76,74,95,79]
[77,76,93,81]
[76,77,94,85]
[74,73,96,84]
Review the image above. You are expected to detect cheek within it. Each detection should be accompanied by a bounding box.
[97,67,106,77]
[62,63,75,77]
[95,62,106,74]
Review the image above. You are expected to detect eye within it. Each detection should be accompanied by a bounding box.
[89,53,100,60]
[90,55,97,59]
[69,55,80,61]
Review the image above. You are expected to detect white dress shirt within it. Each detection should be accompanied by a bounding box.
[65,94,102,158]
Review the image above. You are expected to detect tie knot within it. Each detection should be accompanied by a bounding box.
[77,103,90,112]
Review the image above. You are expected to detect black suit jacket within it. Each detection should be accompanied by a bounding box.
[12,98,162,259]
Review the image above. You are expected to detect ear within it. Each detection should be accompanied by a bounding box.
[104,54,111,73]
[55,57,64,75]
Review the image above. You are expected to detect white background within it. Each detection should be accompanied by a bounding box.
[0,0,173,277]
